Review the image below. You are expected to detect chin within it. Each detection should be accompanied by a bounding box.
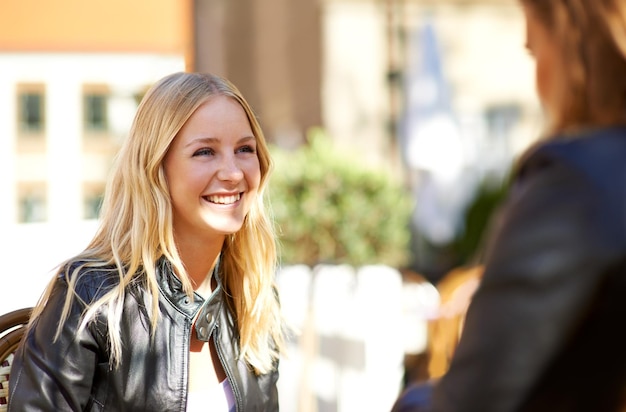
[211,222,245,236]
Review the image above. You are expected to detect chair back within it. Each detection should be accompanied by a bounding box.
[0,308,32,410]
[427,266,483,378]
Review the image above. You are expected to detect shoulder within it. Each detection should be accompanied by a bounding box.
[497,126,626,255]
[58,259,122,304]
[519,126,626,187]
[479,128,626,285]
[517,127,626,220]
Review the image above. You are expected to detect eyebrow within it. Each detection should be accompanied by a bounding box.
[184,135,256,148]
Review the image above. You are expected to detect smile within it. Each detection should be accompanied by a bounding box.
[205,193,242,205]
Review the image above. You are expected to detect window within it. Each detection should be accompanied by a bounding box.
[84,93,108,132]
[17,84,46,134]
[134,87,149,106]
[83,183,105,220]
[17,183,47,223]
[84,192,104,219]
[83,85,110,133]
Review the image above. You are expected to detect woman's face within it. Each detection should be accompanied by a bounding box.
[164,95,261,243]
[524,4,563,120]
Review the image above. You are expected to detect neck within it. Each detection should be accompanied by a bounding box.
[175,233,225,295]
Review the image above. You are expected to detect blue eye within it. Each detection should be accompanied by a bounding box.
[238,145,256,154]
[193,148,215,156]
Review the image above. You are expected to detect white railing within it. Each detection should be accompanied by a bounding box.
[276,264,439,412]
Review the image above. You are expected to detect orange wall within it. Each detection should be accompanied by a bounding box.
[0,0,191,55]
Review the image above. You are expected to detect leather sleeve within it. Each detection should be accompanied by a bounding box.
[9,277,102,412]
[431,150,619,412]
[265,362,280,411]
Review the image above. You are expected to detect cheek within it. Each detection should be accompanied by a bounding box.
[246,159,262,190]
[165,162,205,204]
[535,59,549,104]
[535,54,558,114]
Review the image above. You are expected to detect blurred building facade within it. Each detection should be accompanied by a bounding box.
[0,0,189,227]
[395,0,543,278]
[0,0,541,282]
[192,0,542,279]
[1,0,539,228]
[193,0,323,150]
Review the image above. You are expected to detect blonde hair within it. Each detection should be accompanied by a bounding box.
[30,72,284,374]
[523,0,626,134]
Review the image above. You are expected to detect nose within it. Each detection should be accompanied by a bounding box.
[216,154,244,182]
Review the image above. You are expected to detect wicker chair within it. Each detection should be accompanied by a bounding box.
[427,266,483,379]
[0,308,32,411]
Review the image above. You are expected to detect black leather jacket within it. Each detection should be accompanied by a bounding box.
[9,258,279,411]
[393,126,626,412]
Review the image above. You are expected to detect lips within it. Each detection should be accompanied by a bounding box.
[205,192,242,205]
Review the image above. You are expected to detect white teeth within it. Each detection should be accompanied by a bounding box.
[207,193,241,205]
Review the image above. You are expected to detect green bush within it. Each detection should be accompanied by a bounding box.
[452,172,511,266]
[268,129,413,268]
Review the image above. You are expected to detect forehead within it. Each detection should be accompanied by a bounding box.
[193,95,246,120]
[179,96,252,135]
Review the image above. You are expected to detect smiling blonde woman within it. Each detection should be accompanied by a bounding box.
[8,72,285,412]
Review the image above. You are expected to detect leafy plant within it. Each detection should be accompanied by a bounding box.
[452,172,511,265]
[268,129,413,267]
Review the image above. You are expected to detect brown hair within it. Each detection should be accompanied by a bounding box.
[522,0,626,134]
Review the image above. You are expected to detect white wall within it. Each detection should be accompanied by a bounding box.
[0,52,184,311]
[0,52,185,226]
[0,220,99,314]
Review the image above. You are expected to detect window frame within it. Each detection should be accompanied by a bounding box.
[16,83,46,137]
[82,84,111,135]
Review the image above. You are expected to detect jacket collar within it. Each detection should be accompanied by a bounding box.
[155,257,224,342]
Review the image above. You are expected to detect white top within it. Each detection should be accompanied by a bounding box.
[186,379,236,412]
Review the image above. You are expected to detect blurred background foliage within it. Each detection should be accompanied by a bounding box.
[452,173,511,265]
[269,128,413,268]
[269,128,511,273]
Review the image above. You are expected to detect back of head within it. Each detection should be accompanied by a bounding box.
[522,0,626,134]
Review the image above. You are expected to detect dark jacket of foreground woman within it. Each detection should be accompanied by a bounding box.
[394,126,626,412]
[8,258,279,411]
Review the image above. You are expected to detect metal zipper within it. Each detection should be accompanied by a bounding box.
[214,324,243,412]
[182,317,191,412]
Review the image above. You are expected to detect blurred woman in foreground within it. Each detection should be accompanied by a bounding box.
[394,0,626,410]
